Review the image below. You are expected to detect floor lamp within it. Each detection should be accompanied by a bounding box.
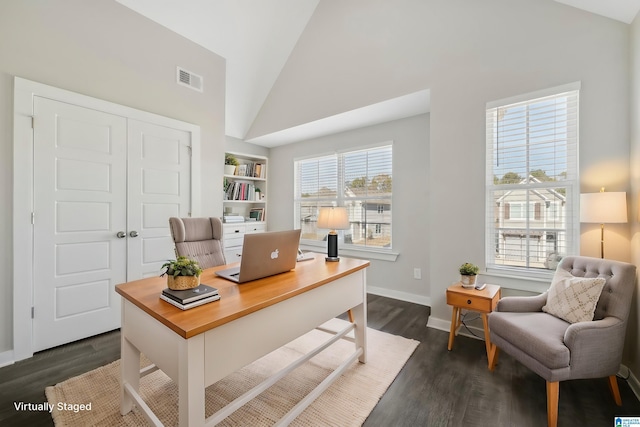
[579,188,627,259]
[317,207,350,262]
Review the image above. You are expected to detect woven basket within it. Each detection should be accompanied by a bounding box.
[167,275,200,290]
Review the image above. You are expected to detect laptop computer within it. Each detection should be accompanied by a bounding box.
[216,229,302,283]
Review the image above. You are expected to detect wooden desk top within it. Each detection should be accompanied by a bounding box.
[116,253,369,339]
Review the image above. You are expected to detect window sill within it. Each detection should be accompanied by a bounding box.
[300,243,399,262]
[480,269,551,294]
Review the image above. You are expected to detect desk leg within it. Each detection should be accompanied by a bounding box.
[178,334,206,427]
[351,302,367,363]
[448,307,459,351]
[481,313,492,366]
[120,335,140,415]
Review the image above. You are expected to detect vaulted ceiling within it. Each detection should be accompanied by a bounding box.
[116,0,640,146]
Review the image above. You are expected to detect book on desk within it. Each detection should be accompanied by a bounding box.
[160,284,220,310]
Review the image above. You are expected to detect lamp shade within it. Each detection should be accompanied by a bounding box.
[580,192,627,223]
[317,207,350,230]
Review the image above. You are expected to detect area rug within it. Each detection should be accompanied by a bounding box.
[45,318,419,426]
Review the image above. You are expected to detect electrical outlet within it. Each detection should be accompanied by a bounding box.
[413,268,421,280]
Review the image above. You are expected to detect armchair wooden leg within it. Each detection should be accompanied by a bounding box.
[347,309,354,323]
[546,381,559,427]
[488,344,499,371]
[608,375,622,406]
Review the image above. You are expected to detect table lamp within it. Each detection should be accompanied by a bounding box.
[317,207,350,262]
[579,188,627,258]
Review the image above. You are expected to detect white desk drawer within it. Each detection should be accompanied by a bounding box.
[223,224,246,235]
[245,223,266,234]
[224,236,245,248]
[224,248,243,261]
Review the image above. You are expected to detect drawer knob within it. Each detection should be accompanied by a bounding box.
[467,299,472,305]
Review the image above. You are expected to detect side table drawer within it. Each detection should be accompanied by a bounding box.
[446,292,493,313]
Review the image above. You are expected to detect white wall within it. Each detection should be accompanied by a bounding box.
[225,136,270,158]
[250,0,631,331]
[0,0,226,357]
[268,114,430,303]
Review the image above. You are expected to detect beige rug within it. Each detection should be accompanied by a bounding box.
[46,318,419,426]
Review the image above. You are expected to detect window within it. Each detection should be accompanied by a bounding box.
[294,144,392,250]
[485,83,579,275]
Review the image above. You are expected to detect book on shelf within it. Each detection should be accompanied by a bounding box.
[161,284,219,304]
[225,181,261,201]
[233,162,265,179]
[160,293,220,310]
[249,207,265,221]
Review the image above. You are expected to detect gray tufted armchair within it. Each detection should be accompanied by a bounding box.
[169,217,227,269]
[488,256,636,427]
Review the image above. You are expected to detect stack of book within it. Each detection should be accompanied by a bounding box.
[223,214,244,223]
[160,284,220,310]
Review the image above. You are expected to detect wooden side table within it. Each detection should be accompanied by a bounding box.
[446,283,501,366]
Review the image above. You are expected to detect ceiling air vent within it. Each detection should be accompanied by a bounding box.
[176,66,203,92]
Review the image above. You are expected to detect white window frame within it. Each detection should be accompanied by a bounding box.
[294,143,397,261]
[485,82,580,281]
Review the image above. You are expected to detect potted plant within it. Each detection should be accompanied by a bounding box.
[459,262,479,288]
[161,256,203,290]
[224,153,239,175]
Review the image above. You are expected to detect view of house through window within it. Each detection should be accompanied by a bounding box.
[486,85,579,273]
[294,145,392,250]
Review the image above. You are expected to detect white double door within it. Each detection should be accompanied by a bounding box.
[32,97,192,352]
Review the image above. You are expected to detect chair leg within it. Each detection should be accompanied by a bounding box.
[608,375,622,406]
[347,309,354,323]
[488,344,499,371]
[546,381,559,427]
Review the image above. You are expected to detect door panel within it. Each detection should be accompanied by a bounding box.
[127,120,191,279]
[33,97,127,352]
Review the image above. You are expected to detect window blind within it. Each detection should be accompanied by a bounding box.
[485,85,579,274]
[294,144,393,249]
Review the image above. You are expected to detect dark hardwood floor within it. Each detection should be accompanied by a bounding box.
[2,294,639,426]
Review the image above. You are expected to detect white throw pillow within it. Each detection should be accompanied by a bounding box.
[542,268,606,324]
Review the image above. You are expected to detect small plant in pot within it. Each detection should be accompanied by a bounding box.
[224,153,239,175]
[459,262,479,288]
[161,256,203,290]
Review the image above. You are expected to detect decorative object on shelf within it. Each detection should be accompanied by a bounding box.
[580,187,627,259]
[459,262,479,288]
[225,153,239,175]
[317,207,350,262]
[160,256,203,290]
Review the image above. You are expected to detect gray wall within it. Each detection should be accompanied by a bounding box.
[268,114,429,302]
[250,0,632,358]
[0,0,226,356]
[629,13,640,378]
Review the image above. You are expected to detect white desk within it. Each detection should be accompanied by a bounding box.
[115,253,369,426]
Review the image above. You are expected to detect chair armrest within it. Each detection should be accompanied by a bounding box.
[496,292,547,312]
[564,317,625,377]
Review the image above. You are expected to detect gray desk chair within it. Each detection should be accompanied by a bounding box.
[488,256,636,427]
[169,217,226,269]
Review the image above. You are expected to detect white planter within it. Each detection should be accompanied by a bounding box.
[460,275,477,288]
[224,164,237,175]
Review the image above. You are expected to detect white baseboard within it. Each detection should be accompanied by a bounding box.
[367,286,430,307]
[426,316,484,342]
[0,350,15,368]
[620,364,640,402]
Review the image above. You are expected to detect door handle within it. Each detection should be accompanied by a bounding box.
[129,231,139,238]
[116,231,126,238]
